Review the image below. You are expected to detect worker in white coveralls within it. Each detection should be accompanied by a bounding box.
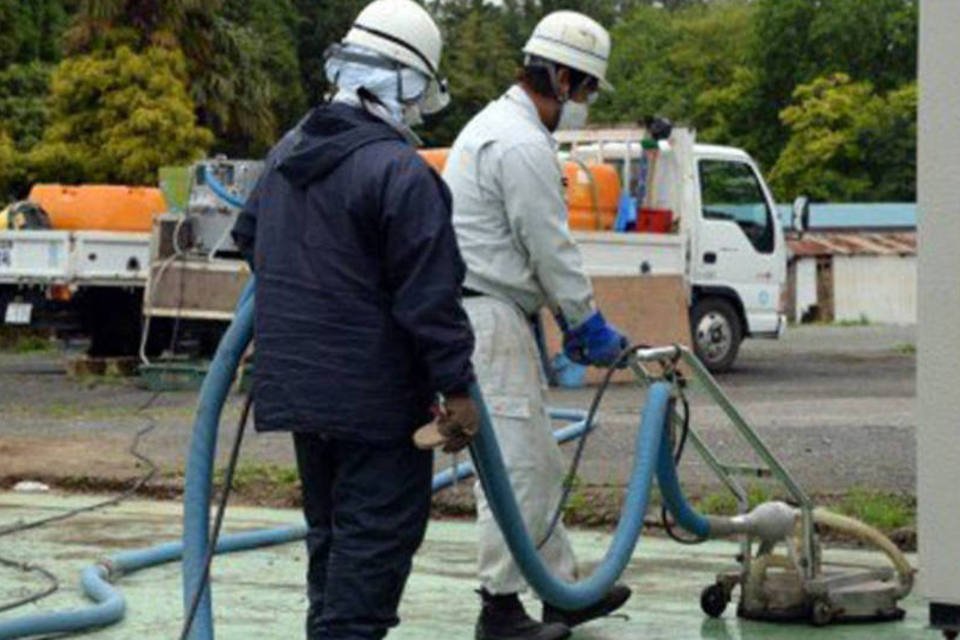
[441,11,632,640]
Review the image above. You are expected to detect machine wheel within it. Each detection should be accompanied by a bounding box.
[810,598,833,626]
[691,297,742,373]
[700,583,729,618]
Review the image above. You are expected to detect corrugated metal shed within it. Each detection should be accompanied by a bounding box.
[788,232,917,257]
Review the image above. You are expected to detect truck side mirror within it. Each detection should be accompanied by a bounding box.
[792,196,811,233]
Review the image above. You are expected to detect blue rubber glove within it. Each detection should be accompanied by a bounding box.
[563,311,630,368]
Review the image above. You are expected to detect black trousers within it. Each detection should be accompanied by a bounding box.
[293,433,433,640]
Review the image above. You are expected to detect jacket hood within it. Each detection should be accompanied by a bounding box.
[276,103,403,187]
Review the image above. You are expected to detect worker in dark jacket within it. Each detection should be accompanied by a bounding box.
[231,1,479,638]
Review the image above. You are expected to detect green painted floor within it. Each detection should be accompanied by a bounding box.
[0,493,933,639]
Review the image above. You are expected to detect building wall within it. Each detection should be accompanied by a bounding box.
[792,257,818,323]
[832,255,917,324]
[918,0,960,611]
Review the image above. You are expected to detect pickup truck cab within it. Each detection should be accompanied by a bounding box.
[558,128,788,371]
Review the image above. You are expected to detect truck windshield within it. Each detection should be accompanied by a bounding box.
[698,159,774,254]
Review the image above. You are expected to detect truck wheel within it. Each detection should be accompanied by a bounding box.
[691,297,742,373]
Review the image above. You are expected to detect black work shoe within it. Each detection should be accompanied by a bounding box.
[542,583,632,629]
[476,589,571,640]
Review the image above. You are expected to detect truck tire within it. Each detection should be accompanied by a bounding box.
[691,297,742,373]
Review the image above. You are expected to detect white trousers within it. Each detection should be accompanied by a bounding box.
[465,296,577,595]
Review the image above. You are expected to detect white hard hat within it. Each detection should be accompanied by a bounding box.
[523,11,613,91]
[343,0,450,113]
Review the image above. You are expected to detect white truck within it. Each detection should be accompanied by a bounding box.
[558,128,798,371]
[139,129,801,372]
[0,227,152,355]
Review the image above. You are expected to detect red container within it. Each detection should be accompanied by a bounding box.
[636,208,673,233]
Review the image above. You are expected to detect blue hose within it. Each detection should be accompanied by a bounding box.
[468,380,673,610]
[181,281,255,640]
[0,284,710,638]
[202,168,246,210]
[0,528,305,639]
[655,422,712,538]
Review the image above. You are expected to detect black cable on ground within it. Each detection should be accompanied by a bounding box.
[660,390,706,545]
[537,343,650,549]
[179,391,253,640]
[0,391,162,612]
[0,556,59,614]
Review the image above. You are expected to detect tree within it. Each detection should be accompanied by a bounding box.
[749,0,917,166]
[66,0,289,155]
[769,73,916,201]
[0,0,69,67]
[0,62,52,151]
[0,129,18,199]
[27,46,213,185]
[293,0,368,107]
[223,0,306,135]
[591,1,753,129]
[421,1,517,147]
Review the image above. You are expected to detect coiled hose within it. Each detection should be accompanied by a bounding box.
[0,281,705,638]
[179,284,705,635]
[0,279,591,639]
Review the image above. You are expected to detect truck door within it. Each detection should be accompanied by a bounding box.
[693,157,784,337]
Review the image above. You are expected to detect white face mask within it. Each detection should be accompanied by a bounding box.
[557,100,589,131]
[401,101,424,127]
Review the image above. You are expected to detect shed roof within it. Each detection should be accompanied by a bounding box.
[788,231,917,257]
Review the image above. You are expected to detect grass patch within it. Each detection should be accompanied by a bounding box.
[697,483,775,516]
[214,462,300,492]
[835,314,870,327]
[893,342,916,356]
[0,327,55,353]
[837,488,914,532]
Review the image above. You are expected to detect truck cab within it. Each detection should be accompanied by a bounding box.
[689,143,787,369]
[559,128,788,371]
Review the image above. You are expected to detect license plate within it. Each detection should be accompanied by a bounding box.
[5,302,32,325]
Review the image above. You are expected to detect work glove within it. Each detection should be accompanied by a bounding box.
[563,311,630,368]
[413,392,481,453]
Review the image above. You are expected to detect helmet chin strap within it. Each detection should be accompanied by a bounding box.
[356,87,423,146]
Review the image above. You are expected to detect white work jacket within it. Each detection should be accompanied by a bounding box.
[443,85,595,325]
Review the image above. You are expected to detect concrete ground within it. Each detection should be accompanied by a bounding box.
[0,492,930,639]
[0,324,917,496]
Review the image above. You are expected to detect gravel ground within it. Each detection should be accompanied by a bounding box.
[0,324,917,496]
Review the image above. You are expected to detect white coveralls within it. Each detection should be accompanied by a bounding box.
[443,85,596,594]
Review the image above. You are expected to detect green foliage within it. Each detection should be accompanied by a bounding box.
[293,0,369,106]
[0,0,69,67]
[0,0,919,203]
[839,488,914,532]
[422,2,517,147]
[67,0,296,156]
[749,0,917,166]
[592,1,754,128]
[223,0,306,134]
[0,62,52,152]
[0,129,18,198]
[27,46,212,185]
[769,74,916,201]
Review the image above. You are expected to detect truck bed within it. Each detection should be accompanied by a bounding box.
[0,230,150,287]
[573,230,686,277]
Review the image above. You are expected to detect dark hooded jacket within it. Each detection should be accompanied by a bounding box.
[232,103,475,443]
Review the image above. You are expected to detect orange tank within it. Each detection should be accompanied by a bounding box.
[418,148,449,174]
[564,162,621,231]
[417,148,621,231]
[28,184,168,232]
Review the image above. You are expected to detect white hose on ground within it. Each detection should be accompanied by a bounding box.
[812,507,914,597]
